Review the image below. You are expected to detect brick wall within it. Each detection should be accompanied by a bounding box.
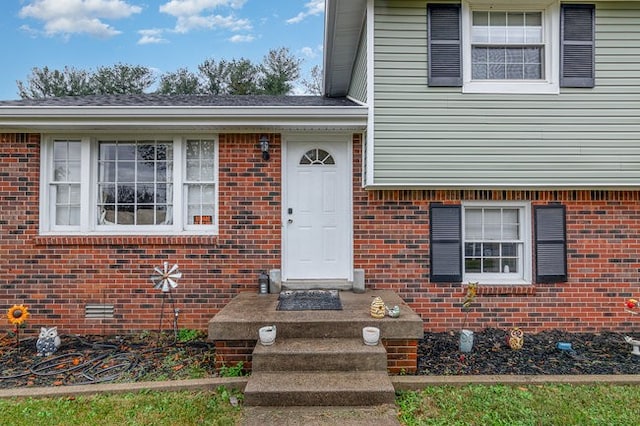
[353,136,640,333]
[2,132,640,337]
[0,133,281,336]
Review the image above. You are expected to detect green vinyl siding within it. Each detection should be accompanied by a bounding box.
[373,0,640,186]
[349,19,368,103]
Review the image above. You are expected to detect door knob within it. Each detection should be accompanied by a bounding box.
[287,219,293,224]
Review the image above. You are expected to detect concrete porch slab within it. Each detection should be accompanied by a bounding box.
[208,290,423,341]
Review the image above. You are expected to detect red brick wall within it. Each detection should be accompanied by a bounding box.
[2,132,640,336]
[353,136,640,333]
[0,133,281,336]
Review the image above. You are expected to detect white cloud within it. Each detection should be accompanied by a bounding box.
[301,46,316,59]
[287,0,324,24]
[137,29,168,45]
[160,0,246,16]
[173,14,250,33]
[159,0,250,33]
[18,0,141,38]
[228,34,254,43]
[300,44,323,59]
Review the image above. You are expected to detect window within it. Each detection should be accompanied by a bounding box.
[430,202,566,284]
[470,11,544,80]
[427,2,595,92]
[462,1,558,93]
[41,136,218,235]
[463,204,530,283]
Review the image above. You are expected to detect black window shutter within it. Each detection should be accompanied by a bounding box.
[427,4,462,87]
[561,4,595,88]
[430,204,462,282]
[535,205,568,283]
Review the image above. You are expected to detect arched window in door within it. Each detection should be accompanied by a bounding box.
[299,148,335,165]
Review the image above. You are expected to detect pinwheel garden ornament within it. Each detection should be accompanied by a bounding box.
[150,262,182,340]
[151,262,182,293]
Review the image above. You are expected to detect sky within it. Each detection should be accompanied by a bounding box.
[0,0,326,100]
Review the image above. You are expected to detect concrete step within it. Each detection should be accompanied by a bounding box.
[252,338,387,372]
[244,371,396,406]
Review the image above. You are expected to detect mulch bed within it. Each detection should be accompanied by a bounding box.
[2,328,640,389]
[419,329,640,375]
[0,332,216,390]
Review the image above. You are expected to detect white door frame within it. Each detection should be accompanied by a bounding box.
[281,133,353,283]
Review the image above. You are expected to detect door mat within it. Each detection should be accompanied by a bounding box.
[276,290,342,311]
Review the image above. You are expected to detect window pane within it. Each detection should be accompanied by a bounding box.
[526,12,542,27]
[117,206,135,225]
[53,161,68,181]
[502,243,518,256]
[201,160,215,181]
[506,64,523,79]
[98,140,173,227]
[136,184,154,204]
[56,206,70,226]
[483,258,500,272]
[465,210,483,239]
[136,206,155,225]
[484,210,502,239]
[489,63,505,79]
[465,258,482,273]
[116,144,135,160]
[54,183,81,226]
[502,258,518,273]
[186,160,200,181]
[117,161,135,182]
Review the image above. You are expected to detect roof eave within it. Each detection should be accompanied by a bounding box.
[323,0,367,98]
[0,105,368,132]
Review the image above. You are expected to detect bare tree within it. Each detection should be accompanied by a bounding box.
[301,65,323,95]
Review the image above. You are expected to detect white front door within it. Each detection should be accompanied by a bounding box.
[283,135,352,281]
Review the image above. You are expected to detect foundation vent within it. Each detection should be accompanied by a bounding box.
[85,304,114,319]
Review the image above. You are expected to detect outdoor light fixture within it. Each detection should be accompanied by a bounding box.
[260,135,270,161]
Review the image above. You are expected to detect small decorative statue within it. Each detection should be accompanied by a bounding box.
[386,305,400,318]
[370,296,386,319]
[36,326,61,356]
[507,327,524,350]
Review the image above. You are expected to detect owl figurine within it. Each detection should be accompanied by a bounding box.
[36,326,61,356]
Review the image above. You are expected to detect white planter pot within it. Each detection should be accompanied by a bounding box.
[459,329,474,353]
[259,325,276,346]
[362,326,380,346]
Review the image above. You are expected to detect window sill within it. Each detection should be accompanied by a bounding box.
[474,285,536,296]
[33,235,218,247]
[462,81,559,95]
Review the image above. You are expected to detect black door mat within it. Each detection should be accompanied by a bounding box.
[276,290,342,311]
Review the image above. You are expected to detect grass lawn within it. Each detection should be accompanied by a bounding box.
[397,384,640,425]
[1,384,638,425]
[0,387,242,426]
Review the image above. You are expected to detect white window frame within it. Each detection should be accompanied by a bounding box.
[462,201,532,285]
[40,134,219,235]
[462,0,560,94]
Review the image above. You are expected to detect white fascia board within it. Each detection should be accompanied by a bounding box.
[0,105,368,132]
[363,182,640,190]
